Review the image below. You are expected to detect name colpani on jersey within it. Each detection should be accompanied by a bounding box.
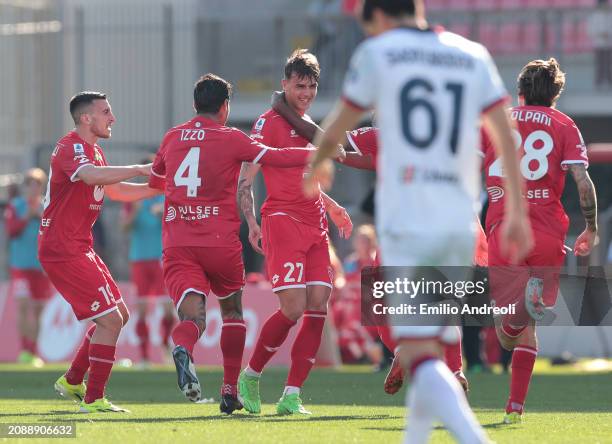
[511,110,552,126]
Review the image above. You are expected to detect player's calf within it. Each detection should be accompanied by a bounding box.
[171,293,206,402]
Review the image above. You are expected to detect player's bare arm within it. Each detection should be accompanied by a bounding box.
[340,152,376,170]
[321,192,353,239]
[272,91,347,163]
[77,163,151,186]
[105,182,163,203]
[271,91,323,142]
[238,162,264,254]
[483,103,533,263]
[568,163,598,256]
[304,101,364,196]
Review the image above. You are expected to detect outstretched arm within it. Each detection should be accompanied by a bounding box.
[238,162,264,254]
[568,164,598,256]
[77,163,151,186]
[271,91,323,142]
[106,182,162,202]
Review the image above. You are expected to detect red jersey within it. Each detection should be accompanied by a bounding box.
[150,115,311,249]
[38,131,108,262]
[346,126,379,169]
[482,106,588,240]
[251,109,327,230]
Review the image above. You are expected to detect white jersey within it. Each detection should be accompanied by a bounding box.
[342,27,507,238]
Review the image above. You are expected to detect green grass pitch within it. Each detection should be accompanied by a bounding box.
[0,361,610,443]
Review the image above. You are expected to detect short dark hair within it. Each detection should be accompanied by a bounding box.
[284,49,320,83]
[69,91,107,125]
[194,73,232,114]
[362,0,416,22]
[518,58,565,107]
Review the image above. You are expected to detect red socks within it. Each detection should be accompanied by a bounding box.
[85,343,116,403]
[506,345,538,414]
[161,316,176,347]
[221,319,246,391]
[377,325,398,353]
[286,311,326,388]
[21,336,37,355]
[171,321,200,358]
[135,318,149,361]
[249,310,296,373]
[65,325,96,385]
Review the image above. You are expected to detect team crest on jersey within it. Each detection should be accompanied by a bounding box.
[73,143,84,154]
[254,117,266,132]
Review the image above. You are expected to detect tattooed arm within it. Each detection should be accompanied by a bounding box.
[568,163,598,256]
[238,162,264,254]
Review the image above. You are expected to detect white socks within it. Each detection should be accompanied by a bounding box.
[244,366,261,378]
[404,359,488,444]
[283,386,300,396]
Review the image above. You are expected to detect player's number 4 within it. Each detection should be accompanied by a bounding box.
[174,147,202,197]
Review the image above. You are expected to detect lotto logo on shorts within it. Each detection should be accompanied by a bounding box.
[272,274,279,285]
[90,301,100,312]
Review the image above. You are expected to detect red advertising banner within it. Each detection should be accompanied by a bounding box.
[0,282,299,365]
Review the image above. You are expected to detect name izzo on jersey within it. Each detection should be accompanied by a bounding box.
[180,129,206,142]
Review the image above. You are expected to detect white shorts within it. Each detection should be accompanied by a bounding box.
[379,232,474,342]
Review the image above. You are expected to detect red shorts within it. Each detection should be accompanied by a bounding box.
[41,250,122,321]
[488,227,565,325]
[162,246,245,309]
[9,268,52,301]
[262,215,332,292]
[131,259,166,297]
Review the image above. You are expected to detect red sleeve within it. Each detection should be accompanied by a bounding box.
[4,204,29,238]
[232,129,311,167]
[56,142,95,182]
[149,137,168,190]
[560,123,589,170]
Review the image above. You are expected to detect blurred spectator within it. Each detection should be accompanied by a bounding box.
[331,224,382,365]
[121,156,175,367]
[5,168,52,367]
[588,0,612,88]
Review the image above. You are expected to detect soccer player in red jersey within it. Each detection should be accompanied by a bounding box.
[270,97,474,394]
[237,50,353,416]
[482,59,597,424]
[42,92,158,413]
[147,74,318,415]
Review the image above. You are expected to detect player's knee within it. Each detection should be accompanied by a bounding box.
[96,309,124,332]
[219,291,243,320]
[280,305,305,322]
[496,325,519,351]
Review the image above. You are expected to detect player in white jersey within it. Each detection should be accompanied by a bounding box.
[304,1,533,443]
